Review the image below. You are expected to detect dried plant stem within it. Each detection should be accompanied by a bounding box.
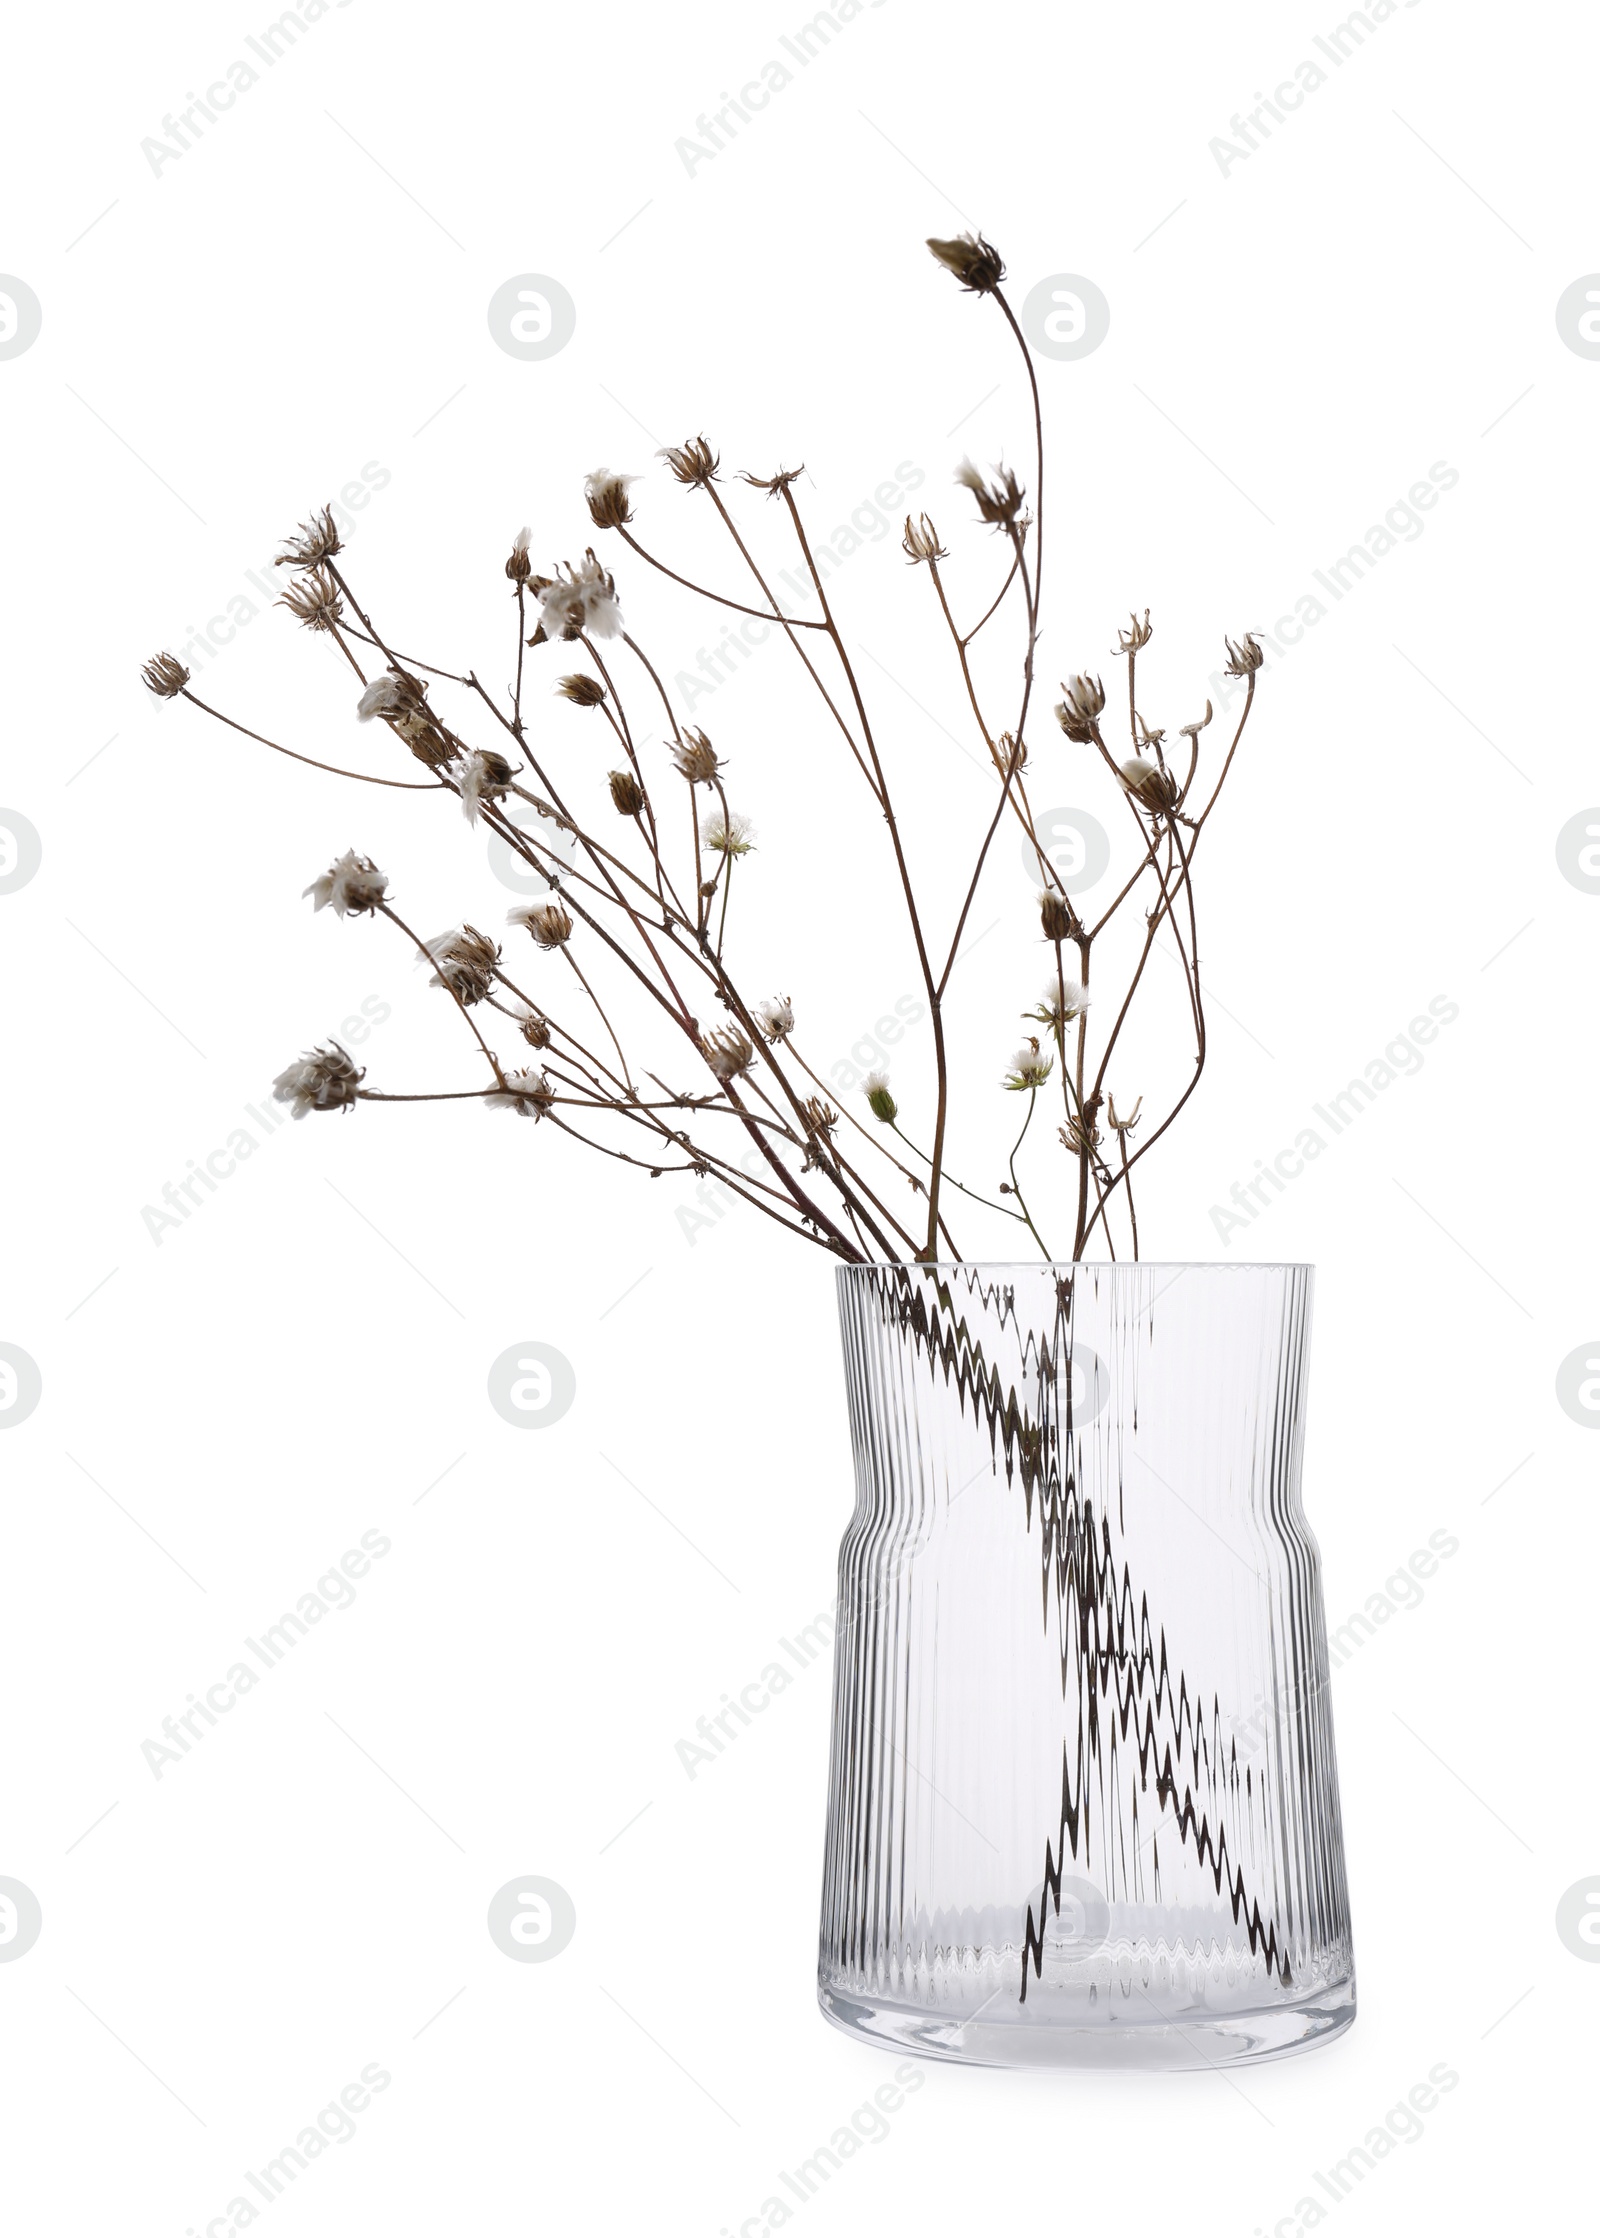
[1007,1092,1054,1259]
[179,692,444,790]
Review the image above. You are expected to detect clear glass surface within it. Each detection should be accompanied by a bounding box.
[818,1262,1356,2069]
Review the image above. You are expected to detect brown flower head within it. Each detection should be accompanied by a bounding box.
[1038,887,1078,944]
[278,567,345,632]
[457,749,517,824]
[926,233,1006,293]
[1116,609,1153,656]
[1118,755,1181,814]
[584,469,638,530]
[955,459,1026,529]
[1224,632,1265,678]
[902,513,948,565]
[1054,672,1106,743]
[556,673,607,707]
[425,924,500,1006]
[659,435,720,488]
[273,1041,364,1119]
[739,466,806,499]
[274,506,342,570]
[508,897,574,950]
[505,526,533,584]
[699,1024,755,1082]
[142,651,191,698]
[670,728,721,785]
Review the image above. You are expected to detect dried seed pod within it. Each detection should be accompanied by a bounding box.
[608,769,646,817]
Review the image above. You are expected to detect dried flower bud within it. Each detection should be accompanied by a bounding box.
[1055,673,1107,744]
[142,651,190,698]
[803,1096,839,1140]
[671,728,721,784]
[608,768,647,817]
[925,233,1006,293]
[1107,1094,1143,1136]
[1178,700,1214,742]
[1116,610,1154,656]
[753,994,794,1043]
[1118,755,1180,813]
[999,730,1026,773]
[506,526,533,584]
[556,673,607,707]
[955,458,1026,529]
[519,1011,552,1050]
[699,1024,755,1082]
[584,469,638,530]
[659,435,720,488]
[1038,888,1078,943]
[508,897,574,950]
[1224,633,1265,678]
[1059,1113,1102,1158]
[486,1066,556,1119]
[1004,1038,1054,1092]
[278,566,344,632]
[274,505,342,570]
[273,1041,363,1119]
[404,727,461,772]
[702,809,754,858]
[863,1069,898,1125]
[304,850,388,918]
[902,513,948,565]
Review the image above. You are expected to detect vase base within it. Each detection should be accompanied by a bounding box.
[818,1976,1356,2071]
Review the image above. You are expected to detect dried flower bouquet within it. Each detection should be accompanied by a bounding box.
[144,233,1262,1267]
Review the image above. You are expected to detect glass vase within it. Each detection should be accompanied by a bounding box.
[818,1262,1355,2069]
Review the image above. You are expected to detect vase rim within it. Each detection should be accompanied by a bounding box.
[837,1259,1313,1272]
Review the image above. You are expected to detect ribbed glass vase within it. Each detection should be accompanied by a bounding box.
[818,1262,1355,2068]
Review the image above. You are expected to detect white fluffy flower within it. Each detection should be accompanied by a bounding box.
[303,850,387,917]
[536,551,623,642]
[702,809,755,857]
[457,750,515,825]
[356,676,409,722]
[272,1041,364,1119]
[754,995,794,1043]
[485,1066,555,1118]
[1003,1041,1054,1092]
[862,1069,897,1124]
[1029,978,1091,1033]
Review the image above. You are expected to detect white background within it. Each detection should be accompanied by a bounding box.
[2,0,1594,2229]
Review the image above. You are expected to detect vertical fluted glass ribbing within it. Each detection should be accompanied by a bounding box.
[817,1264,1356,2069]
